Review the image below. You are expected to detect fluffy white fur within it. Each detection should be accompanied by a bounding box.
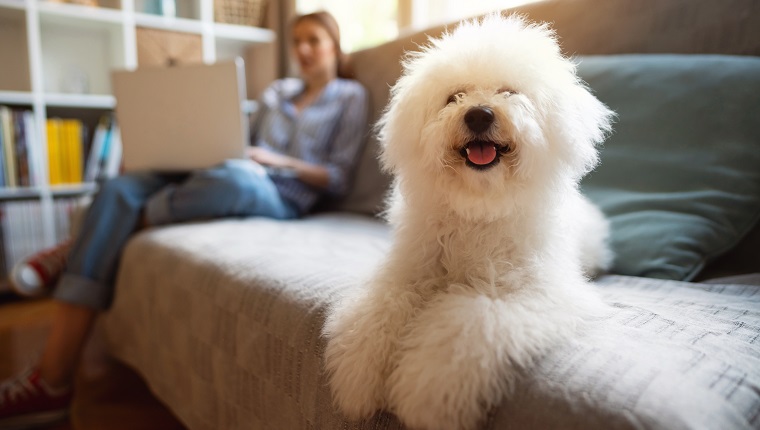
[324,14,615,430]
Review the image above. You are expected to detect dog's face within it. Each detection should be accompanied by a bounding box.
[430,85,535,179]
[378,14,613,221]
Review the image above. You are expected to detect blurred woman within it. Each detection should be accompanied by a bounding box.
[0,11,367,429]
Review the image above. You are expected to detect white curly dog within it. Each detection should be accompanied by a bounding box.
[324,14,615,430]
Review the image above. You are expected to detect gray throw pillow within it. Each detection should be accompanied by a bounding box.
[579,54,760,281]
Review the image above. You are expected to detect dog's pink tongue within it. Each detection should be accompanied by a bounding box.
[467,142,497,165]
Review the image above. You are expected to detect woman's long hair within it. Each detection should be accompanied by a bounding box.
[291,11,354,79]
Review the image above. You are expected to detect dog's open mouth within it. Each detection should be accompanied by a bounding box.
[459,140,511,170]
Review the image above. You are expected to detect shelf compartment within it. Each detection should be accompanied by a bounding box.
[135,25,203,67]
[39,16,124,95]
[214,22,274,65]
[0,7,31,92]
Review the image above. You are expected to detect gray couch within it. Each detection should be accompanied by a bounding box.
[101,1,760,429]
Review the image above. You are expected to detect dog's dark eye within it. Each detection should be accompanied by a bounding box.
[447,92,465,105]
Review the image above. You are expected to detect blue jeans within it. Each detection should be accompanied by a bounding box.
[53,159,300,310]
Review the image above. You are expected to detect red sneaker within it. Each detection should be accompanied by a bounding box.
[0,368,72,429]
[9,240,72,298]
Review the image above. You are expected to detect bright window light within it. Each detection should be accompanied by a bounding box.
[296,0,399,53]
[296,0,542,52]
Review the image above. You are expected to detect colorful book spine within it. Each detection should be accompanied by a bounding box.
[85,114,111,182]
[0,116,5,188]
[46,118,63,185]
[104,122,122,178]
[22,111,39,187]
[12,111,30,187]
[62,119,83,184]
[0,199,75,275]
[0,107,17,187]
[59,119,71,184]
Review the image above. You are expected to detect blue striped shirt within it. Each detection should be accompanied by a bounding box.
[251,78,368,214]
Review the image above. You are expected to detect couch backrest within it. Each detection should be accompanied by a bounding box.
[335,0,760,215]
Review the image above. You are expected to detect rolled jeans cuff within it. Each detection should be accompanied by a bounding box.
[53,272,113,311]
[144,185,174,226]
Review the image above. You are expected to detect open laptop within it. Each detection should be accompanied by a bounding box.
[112,58,249,172]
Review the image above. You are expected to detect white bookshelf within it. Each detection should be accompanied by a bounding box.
[0,0,274,255]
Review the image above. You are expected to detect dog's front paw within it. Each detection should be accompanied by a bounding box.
[388,360,503,430]
[386,293,526,430]
[324,337,385,419]
[323,294,394,419]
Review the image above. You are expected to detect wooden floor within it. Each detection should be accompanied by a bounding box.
[0,295,186,430]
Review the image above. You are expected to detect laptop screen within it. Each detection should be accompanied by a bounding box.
[112,58,249,172]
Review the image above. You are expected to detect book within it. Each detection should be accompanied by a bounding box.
[98,117,114,179]
[58,119,71,183]
[85,114,112,182]
[64,119,84,184]
[13,110,30,187]
[22,111,39,187]
[0,116,5,188]
[46,118,63,185]
[0,207,5,280]
[103,122,122,179]
[0,200,50,275]
[0,106,17,187]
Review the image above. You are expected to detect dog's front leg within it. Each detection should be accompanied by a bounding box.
[386,288,585,430]
[323,271,430,420]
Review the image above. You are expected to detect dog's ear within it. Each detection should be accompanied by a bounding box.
[550,84,615,180]
[376,73,429,175]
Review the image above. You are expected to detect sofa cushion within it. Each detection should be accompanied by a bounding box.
[578,54,760,281]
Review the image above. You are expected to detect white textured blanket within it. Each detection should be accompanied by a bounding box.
[102,214,760,430]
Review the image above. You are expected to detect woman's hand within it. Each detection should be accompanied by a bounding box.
[247,146,293,169]
[247,146,331,190]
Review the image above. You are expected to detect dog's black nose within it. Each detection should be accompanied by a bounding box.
[464,106,494,133]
